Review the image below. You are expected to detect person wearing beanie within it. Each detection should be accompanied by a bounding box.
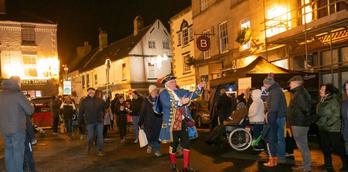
[138,85,163,157]
[154,74,206,172]
[262,76,287,167]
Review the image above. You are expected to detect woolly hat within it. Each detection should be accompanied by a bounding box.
[263,77,275,85]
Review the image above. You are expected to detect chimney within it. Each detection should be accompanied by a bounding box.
[98,29,108,50]
[133,16,144,36]
[0,0,6,14]
[76,41,91,59]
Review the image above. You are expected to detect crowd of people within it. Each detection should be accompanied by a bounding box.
[1,73,348,172]
[213,75,348,172]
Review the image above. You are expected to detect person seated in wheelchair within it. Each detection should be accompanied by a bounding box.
[223,94,248,126]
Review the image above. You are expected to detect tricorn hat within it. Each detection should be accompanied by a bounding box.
[160,74,176,84]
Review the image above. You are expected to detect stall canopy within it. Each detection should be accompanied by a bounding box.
[210,56,291,87]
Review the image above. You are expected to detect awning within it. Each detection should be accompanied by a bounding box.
[210,56,292,87]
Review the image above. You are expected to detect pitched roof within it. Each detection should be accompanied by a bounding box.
[77,25,151,73]
[210,56,291,87]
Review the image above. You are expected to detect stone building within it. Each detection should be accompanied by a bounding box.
[0,15,59,97]
[169,7,197,91]
[191,0,348,89]
[69,17,172,99]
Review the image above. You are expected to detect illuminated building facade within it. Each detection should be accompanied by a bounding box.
[0,16,59,97]
[169,7,197,91]
[69,18,172,99]
[191,0,348,89]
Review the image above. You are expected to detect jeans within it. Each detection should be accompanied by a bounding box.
[52,113,60,133]
[277,117,286,159]
[23,130,35,172]
[86,123,104,151]
[319,130,348,168]
[292,126,311,171]
[117,115,127,140]
[64,118,72,136]
[132,116,140,140]
[4,132,26,172]
[149,141,160,151]
[251,123,264,149]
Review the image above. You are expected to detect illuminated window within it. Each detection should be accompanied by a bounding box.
[240,19,251,50]
[21,26,35,45]
[203,30,210,59]
[148,41,156,49]
[147,63,155,80]
[23,54,37,77]
[82,75,85,88]
[86,74,90,88]
[219,21,229,53]
[121,63,126,81]
[266,6,291,37]
[201,0,208,11]
[301,0,313,24]
[180,20,191,46]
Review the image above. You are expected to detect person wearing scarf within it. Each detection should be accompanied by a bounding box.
[154,74,205,172]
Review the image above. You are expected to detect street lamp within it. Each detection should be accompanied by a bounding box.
[63,64,69,80]
[105,59,111,99]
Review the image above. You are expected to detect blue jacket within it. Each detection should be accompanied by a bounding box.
[154,87,203,143]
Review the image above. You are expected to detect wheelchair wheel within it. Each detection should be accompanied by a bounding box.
[228,128,252,151]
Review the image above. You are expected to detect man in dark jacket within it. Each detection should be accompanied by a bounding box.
[216,88,232,125]
[0,77,34,172]
[50,96,61,134]
[288,75,312,172]
[130,91,143,143]
[79,87,105,156]
[343,81,348,156]
[263,76,287,167]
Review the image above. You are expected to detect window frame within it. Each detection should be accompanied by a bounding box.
[218,21,229,53]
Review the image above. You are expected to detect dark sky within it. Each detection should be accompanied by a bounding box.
[5,0,190,66]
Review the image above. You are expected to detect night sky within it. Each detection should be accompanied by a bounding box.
[5,0,190,66]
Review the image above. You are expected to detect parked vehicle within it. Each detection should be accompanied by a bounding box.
[190,100,210,128]
[31,97,53,129]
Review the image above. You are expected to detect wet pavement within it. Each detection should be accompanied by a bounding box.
[0,128,345,172]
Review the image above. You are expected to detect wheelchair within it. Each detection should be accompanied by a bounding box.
[224,117,253,151]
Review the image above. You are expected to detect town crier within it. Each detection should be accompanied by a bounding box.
[155,74,205,172]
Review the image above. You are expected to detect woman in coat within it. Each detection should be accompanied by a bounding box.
[317,84,347,171]
[248,89,265,151]
[342,81,348,156]
[138,85,163,157]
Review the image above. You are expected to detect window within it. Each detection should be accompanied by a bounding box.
[82,75,85,88]
[122,63,126,81]
[86,74,90,88]
[201,0,208,11]
[240,19,251,50]
[203,30,210,59]
[94,74,98,85]
[183,54,191,73]
[317,0,348,18]
[21,26,35,45]
[342,47,348,63]
[180,21,190,46]
[219,21,229,53]
[321,49,338,67]
[266,6,291,37]
[177,32,182,46]
[163,40,170,49]
[22,54,37,77]
[147,63,156,80]
[301,0,313,24]
[148,41,156,49]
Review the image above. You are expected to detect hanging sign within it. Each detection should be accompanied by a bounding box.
[196,35,210,51]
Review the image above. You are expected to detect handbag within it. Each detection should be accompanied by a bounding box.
[187,126,198,140]
[138,128,148,148]
[185,118,196,127]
